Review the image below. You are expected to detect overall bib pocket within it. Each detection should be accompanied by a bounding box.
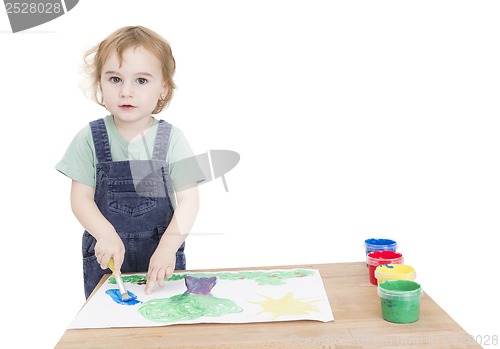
[107,179,160,216]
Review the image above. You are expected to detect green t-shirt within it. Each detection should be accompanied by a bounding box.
[56,115,204,190]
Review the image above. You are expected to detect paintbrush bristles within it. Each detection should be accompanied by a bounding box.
[121,292,131,301]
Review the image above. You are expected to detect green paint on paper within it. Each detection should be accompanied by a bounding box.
[195,270,314,286]
[108,274,148,285]
[139,293,243,322]
[160,274,187,282]
[109,269,315,286]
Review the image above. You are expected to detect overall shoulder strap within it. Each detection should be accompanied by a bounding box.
[152,119,172,161]
[89,118,112,163]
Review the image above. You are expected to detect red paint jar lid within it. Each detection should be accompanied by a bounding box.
[366,250,404,266]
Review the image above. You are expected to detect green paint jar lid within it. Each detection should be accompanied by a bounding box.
[377,279,422,300]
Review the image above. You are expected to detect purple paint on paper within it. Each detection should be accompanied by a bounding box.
[184,276,217,295]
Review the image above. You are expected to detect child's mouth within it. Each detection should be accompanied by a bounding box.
[120,105,136,109]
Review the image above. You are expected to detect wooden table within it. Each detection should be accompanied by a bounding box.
[55,262,481,348]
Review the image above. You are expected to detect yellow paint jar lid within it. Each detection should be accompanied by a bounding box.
[375,264,416,282]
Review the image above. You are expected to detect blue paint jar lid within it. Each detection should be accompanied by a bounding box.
[364,238,397,253]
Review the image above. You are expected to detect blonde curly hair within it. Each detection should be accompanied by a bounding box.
[83,26,176,114]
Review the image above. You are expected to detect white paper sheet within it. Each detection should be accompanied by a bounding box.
[69,268,334,329]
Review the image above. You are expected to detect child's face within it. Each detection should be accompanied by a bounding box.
[100,46,167,123]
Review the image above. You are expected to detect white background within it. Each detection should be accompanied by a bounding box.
[1,1,499,347]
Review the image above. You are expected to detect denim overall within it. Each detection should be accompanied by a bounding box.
[82,118,186,298]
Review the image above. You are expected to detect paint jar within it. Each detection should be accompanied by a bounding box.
[374,264,416,285]
[364,238,397,255]
[377,280,422,323]
[366,251,404,285]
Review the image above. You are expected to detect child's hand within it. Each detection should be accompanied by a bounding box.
[144,248,176,295]
[94,233,125,272]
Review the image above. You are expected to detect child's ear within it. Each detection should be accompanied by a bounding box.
[97,82,104,105]
[100,82,108,104]
[161,82,168,98]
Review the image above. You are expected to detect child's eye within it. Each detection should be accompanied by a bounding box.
[110,77,121,83]
[137,78,148,84]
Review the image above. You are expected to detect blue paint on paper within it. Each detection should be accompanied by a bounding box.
[106,289,141,306]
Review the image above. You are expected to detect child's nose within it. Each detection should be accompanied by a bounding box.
[120,82,133,98]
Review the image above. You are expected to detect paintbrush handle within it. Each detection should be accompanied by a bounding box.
[108,258,128,296]
[115,273,128,296]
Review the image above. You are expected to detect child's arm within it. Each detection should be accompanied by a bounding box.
[144,184,200,294]
[70,180,125,272]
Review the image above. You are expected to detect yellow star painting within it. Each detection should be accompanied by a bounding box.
[251,292,320,319]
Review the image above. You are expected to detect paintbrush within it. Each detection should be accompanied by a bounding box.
[107,258,131,301]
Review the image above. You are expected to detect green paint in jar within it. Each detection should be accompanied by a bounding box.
[377,280,421,323]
